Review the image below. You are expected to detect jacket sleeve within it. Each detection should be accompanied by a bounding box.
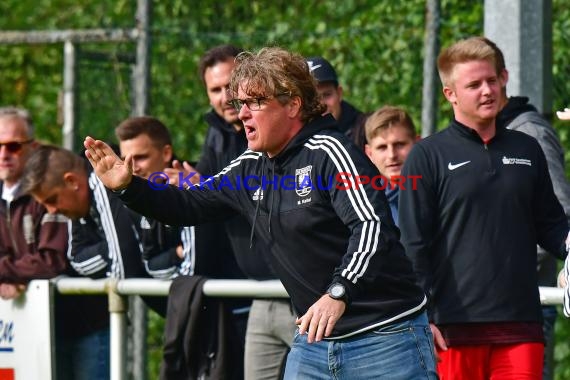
[140,217,183,280]
[120,159,244,228]
[0,209,68,282]
[68,219,110,278]
[144,249,182,279]
[398,144,438,295]
[315,140,403,301]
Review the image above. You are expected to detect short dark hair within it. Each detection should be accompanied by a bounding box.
[198,44,243,86]
[21,145,86,195]
[115,116,172,149]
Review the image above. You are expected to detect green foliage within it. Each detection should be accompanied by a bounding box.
[147,309,165,377]
[0,0,486,161]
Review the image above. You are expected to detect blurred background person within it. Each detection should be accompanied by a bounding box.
[364,105,417,226]
[306,56,367,149]
[116,115,249,379]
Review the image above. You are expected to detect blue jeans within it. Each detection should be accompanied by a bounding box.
[283,312,437,379]
[56,327,110,380]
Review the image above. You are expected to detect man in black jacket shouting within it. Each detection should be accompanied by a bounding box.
[84,47,436,379]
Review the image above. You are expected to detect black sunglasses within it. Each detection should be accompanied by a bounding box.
[0,139,33,153]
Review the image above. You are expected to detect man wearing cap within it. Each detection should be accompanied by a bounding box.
[306,56,366,148]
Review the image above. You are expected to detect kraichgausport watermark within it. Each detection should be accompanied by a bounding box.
[147,171,422,192]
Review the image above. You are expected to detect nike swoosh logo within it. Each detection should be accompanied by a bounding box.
[448,161,471,170]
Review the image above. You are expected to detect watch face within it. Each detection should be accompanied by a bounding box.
[330,284,345,298]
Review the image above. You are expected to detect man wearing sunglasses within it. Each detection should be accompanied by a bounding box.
[0,106,66,297]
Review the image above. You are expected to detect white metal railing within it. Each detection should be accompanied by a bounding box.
[52,277,288,380]
[538,285,564,305]
[50,277,563,380]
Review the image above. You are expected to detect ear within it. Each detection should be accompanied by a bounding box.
[442,85,456,104]
[336,85,344,101]
[364,143,373,160]
[63,172,80,190]
[162,144,173,167]
[286,96,302,118]
[499,68,509,88]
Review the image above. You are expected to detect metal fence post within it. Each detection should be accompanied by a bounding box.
[62,40,77,151]
[107,279,128,380]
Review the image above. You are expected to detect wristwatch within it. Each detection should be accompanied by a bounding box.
[327,282,348,304]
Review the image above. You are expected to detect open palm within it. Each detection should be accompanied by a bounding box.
[84,136,133,190]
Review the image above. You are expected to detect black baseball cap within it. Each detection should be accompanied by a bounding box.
[306,57,338,85]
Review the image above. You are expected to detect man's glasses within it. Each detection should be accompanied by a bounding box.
[227,93,290,112]
[0,139,33,153]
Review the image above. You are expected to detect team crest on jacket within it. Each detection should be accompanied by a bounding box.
[295,165,313,197]
[502,156,532,166]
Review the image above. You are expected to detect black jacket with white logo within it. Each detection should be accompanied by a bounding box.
[399,120,569,325]
[120,114,426,338]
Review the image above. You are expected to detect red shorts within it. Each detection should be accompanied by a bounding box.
[437,343,543,380]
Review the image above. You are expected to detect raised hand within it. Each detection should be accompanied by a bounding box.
[84,136,133,191]
[164,160,200,188]
[0,283,27,300]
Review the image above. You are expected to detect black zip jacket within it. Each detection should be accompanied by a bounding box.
[119,114,426,338]
[399,120,569,325]
[196,111,248,177]
[336,100,364,135]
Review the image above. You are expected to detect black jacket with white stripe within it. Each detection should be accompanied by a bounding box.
[68,170,147,279]
[140,217,247,282]
[119,114,426,338]
[140,216,193,279]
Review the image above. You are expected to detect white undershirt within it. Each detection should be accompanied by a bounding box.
[1,181,20,204]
